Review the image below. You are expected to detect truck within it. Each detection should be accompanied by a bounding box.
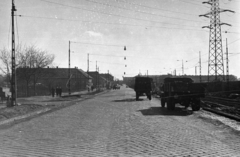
[160,77,206,111]
[134,76,153,101]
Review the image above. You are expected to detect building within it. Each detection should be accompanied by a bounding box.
[100,73,114,89]
[87,71,104,89]
[100,73,114,82]
[16,67,92,97]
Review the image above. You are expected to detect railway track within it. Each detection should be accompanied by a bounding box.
[201,96,240,121]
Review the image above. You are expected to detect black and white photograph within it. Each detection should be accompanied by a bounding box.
[0,0,240,156]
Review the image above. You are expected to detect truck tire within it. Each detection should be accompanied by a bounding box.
[136,93,139,101]
[148,94,152,100]
[161,98,165,108]
[167,98,175,110]
[182,100,190,109]
[192,99,201,111]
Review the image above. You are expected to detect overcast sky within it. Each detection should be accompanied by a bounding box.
[0,0,239,80]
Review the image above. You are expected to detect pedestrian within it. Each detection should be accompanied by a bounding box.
[59,87,62,97]
[51,87,55,97]
[56,87,59,97]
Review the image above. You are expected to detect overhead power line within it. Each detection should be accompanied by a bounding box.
[71,41,124,47]
[16,15,207,32]
[85,0,204,23]
[39,0,204,28]
[179,0,210,8]
[114,0,198,16]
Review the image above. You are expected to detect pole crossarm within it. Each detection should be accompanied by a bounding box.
[199,9,234,18]
[199,12,211,18]
[202,1,212,5]
[202,23,231,29]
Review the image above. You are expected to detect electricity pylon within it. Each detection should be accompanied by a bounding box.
[199,0,234,82]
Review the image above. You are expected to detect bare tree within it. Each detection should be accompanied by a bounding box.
[0,45,23,84]
[0,44,55,96]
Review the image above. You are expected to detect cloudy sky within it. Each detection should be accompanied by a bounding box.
[0,0,239,80]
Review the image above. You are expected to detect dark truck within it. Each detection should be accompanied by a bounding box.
[160,77,206,111]
[134,76,153,101]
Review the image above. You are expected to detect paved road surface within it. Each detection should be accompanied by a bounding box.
[0,86,240,157]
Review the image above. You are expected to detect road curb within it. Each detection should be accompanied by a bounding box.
[0,107,51,126]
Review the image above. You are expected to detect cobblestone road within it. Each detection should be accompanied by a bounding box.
[0,87,240,157]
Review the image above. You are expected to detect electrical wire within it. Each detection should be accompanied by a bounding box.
[39,0,206,28]
[8,17,11,49]
[17,14,208,32]
[178,0,210,8]
[114,0,199,16]
[228,38,240,45]
[71,41,124,47]
[85,0,205,23]
[97,61,125,65]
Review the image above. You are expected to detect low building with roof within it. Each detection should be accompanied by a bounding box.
[16,67,92,97]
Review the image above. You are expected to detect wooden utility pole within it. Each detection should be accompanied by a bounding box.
[87,53,89,91]
[68,41,71,95]
[226,38,229,90]
[11,0,17,107]
[199,51,202,83]
[96,61,97,90]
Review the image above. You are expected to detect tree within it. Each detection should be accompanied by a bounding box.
[0,44,55,96]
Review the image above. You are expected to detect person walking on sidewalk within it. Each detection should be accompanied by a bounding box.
[51,87,55,97]
[59,87,62,97]
[56,87,59,97]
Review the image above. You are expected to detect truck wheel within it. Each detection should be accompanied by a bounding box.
[148,94,152,100]
[182,100,190,108]
[192,100,201,111]
[167,98,175,110]
[161,98,165,108]
[136,93,139,101]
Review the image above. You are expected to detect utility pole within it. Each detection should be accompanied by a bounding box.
[68,41,71,95]
[195,66,197,76]
[11,0,17,107]
[87,53,89,91]
[226,38,229,90]
[96,61,97,91]
[98,67,100,90]
[182,60,184,76]
[200,0,234,82]
[199,51,202,82]
[108,70,109,89]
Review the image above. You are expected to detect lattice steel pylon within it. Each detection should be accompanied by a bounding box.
[199,0,234,82]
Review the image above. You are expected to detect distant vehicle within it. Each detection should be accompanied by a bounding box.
[228,93,240,100]
[160,77,206,111]
[112,84,120,90]
[134,76,153,100]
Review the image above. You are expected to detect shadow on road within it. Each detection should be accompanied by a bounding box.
[113,98,148,102]
[113,98,137,102]
[138,107,193,116]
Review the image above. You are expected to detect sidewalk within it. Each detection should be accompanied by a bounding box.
[0,89,107,126]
